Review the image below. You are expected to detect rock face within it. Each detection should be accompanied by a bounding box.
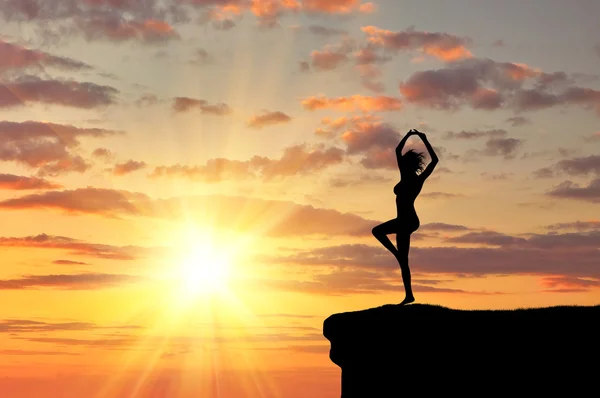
[323,304,600,397]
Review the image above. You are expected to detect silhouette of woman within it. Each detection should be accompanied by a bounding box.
[372,129,438,305]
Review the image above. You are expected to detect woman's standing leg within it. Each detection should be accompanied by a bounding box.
[396,232,415,305]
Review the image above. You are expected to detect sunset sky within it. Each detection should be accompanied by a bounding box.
[1,0,599,396]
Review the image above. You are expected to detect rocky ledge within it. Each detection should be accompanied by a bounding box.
[323,303,600,397]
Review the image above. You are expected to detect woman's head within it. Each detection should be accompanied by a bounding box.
[401,149,426,175]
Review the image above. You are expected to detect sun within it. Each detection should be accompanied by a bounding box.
[178,242,232,295]
[171,229,237,298]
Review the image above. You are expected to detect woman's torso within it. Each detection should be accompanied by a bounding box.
[394,179,423,216]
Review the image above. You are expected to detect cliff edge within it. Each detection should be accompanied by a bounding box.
[324,303,599,397]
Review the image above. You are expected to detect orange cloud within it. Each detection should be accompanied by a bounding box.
[0,188,151,219]
[0,273,141,290]
[310,49,349,70]
[0,174,63,190]
[113,160,147,176]
[0,190,381,237]
[0,121,121,177]
[0,39,91,72]
[172,97,232,115]
[301,95,402,112]
[0,233,140,260]
[358,2,376,13]
[361,26,473,61]
[195,0,373,27]
[302,0,361,13]
[0,76,118,109]
[151,143,344,181]
[247,111,292,128]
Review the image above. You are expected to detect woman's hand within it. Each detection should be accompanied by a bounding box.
[413,130,427,140]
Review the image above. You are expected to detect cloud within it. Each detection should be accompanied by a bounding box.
[308,25,347,37]
[0,174,62,190]
[443,129,507,140]
[255,268,486,296]
[0,0,181,44]
[361,26,473,61]
[247,111,292,129]
[0,318,141,334]
[546,178,600,203]
[0,189,382,237]
[445,231,528,246]
[342,121,399,154]
[310,48,349,70]
[583,132,600,143]
[544,220,600,232]
[0,349,79,356]
[301,0,371,14]
[188,0,372,28]
[0,188,151,218]
[479,137,523,159]
[189,48,212,65]
[594,42,600,58]
[92,147,113,160]
[135,93,160,107]
[480,172,514,181]
[301,94,402,112]
[76,17,180,44]
[0,75,118,109]
[113,160,147,176]
[540,276,600,292]
[0,233,141,260]
[418,222,472,232]
[555,155,600,176]
[52,259,89,265]
[314,114,381,138]
[399,57,600,114]
[261,232,600,279]
[0,39,91,72]
[329,173,391,188]
[329,118,446,171]
[505,116,531,127]
[151,143,345,182]
[420,192,463,199]
[172,97,232,115]
[0,120,121,176]
[0,273,141,290]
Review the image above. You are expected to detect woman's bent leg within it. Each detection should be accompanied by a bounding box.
[372,219,399,257]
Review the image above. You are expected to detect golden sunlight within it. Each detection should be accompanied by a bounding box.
[178,240,232,296]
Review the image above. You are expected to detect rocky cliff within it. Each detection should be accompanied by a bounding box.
[323,303,599,397]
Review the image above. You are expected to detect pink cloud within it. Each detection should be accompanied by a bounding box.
[151,143,344,181]
[0,273,141,290]
[0,188,151,218]
[399,58,600,114]
[247,111,292,129]
[172,96,232,115]
[0,39,91,72]
[0,174,63,190]
[361,26,473,61]
[0,120,121,176]
[113,160,147,176]
[77,17,180,43]
[302,95,402,112]
[0,233,140,260]
[0,76,118,109]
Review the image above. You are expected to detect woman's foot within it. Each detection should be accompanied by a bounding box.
[399,296,415,305]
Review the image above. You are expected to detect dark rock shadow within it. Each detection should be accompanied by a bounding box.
[324,303,600,397]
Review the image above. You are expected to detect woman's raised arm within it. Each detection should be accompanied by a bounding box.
[396,130,416,155]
